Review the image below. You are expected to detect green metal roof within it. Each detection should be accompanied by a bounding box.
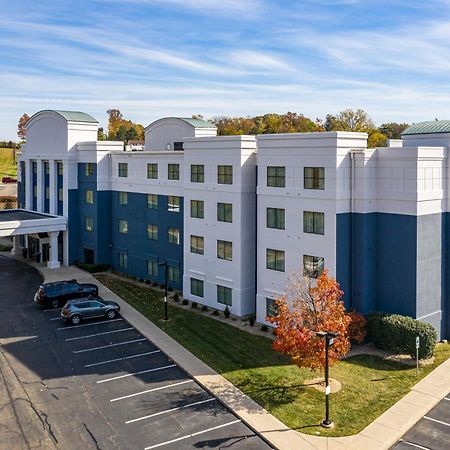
[402,120,450,136]
[179,117,216,128]
[30,110,98,124]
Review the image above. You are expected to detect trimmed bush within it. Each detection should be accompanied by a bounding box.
[168,287,174,292]
[75,262,111,273]
[181,299,189,305]
[366,312,437,359]
[139,278,144,283]
[212,310,220,316]
[249,317,255,326]
[173,292,180,302]
[152,281,159,287]
[144,279,150,285]
[201,305,208,312]
[224,306,231,318]
[191,301,198,309]
[261,324,269,332]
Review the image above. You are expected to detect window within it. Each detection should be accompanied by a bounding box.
[217,240,232,261]
[303,255,324,278]
[118,219,128,234]
[191,164,204,183]
[85,217,93,232]
[168,266,180,283]
[217,285,232,306]
[168,164,180,180]
[266,249,285,272]
[85,163,94,177]
[147,163,158,179]
[147,194,158,209]
[174,141,183,151]
[266,298,278,318]
[191,278,204,298]
[57,162,63,176]
[190,235,204,254]
[118,191,128,206]
[304,167,325,190]
[147,260,158,276]
[118,251,128,268]
[267,166,285,187]
[267,208,285,230]
[168,196,180,212]
[217,203,232,223]
[168,227,180,245]
[86,190,94,204]
[303,211,324,235]
[45,186,50,199]
[118,162,128,177]
[190,200,204,219]
[147,224,158,240]
[218,165,233,184]
[58,188,63,202]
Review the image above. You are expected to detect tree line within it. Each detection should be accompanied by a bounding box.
[16,108,409,148]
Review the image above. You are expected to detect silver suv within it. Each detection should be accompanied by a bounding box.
[61,297,120,325]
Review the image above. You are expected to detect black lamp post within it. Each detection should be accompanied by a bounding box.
[316,330,339,428]
[158,261,169,321]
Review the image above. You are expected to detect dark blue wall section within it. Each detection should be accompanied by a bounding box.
[337,213,417,317]
[110,192,184,289]
[96,190,112,265]
[32,162,37,211]
[18,161,25,208]
[44,164,49,213]
[57,164,63,215]
[68,189,79,264]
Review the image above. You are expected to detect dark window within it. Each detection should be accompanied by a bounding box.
[168,164,180,180]
[303,211,324,235]
[147,163,158,179]
[174,141,184,151]
[217,203,232,223]
[191,165,204,183]
[267,208,285,229]
[266,249,285,272]
[118,163,128,178]
[190,235,204,254]
[303,255,324,278]
[267,166,285,187]
[191,200,204,219]
[304,167,325,190]
[218,165,233,184]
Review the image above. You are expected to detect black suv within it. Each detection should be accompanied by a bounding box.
[61,297,120,325]
[33,280,98,309]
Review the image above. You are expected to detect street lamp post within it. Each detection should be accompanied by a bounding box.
[317,330,339,428]
[158,261,168,321]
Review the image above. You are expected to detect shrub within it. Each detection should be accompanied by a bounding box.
[181,299,189,305]
[261,324,269,332]
[0,244,12,251]
[249,317,255,326]
[139,278,144,283]
[152,281,159,287]
[144,279,150,285]
[347,309,367,343]
[173,292,180,302]
[366,312,437,359]
[201,305,208,312]
[224,306,231,318]
[159,284,165,289]
[168,287,174,292]
[75,262,111,273]
[212,310,220,316]
[191,301,198,309]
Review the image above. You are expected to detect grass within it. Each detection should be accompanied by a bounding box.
[96,274,450,437]
[0,148,17,178]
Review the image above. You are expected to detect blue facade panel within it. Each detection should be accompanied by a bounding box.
[32,162,37,211]
[44,164,49,213]
[57,164,63,215]
[18,161,25,208]
[110,192,184,289]
[68,188,79,264]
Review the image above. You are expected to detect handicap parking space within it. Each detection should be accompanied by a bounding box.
[40,304,273,449]
[390,395,450,450]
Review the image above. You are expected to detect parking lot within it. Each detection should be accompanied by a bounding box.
[0,256,272,449]
[390,393,450,450]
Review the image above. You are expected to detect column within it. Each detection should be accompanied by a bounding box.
[36,160,43,212]
[47,231,60,269]
[49,160,57,215]
[11,235,22,256]
[25,160,32,209]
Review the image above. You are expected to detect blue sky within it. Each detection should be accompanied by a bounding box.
[1,0,450,139]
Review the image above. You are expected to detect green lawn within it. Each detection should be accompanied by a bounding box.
[96,274,450,437]
[0,148,17,178]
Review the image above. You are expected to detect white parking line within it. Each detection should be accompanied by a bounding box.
[126,397,216,424]
[65,327,134,341]
[424,416,450,427]
[144,420,241,450]
[57,318,123,330]
[444,397,450,401]
[84,350,160,368]
[399,440,432,449]
[97,364,177,384]
[73,338,147,353]
[43,308,61,312]
[110,379,193,402]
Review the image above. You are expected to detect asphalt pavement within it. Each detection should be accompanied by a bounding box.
[0,255,272,449]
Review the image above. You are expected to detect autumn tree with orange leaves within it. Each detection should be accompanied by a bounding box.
[267,270,365,371]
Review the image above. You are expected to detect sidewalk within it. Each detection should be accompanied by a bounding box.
[20,259,450,450]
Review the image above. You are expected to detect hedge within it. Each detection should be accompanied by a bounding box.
[75,262,111,274]
[366,312,437,359]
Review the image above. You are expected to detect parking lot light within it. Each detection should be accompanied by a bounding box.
[158,261,169,321]
[316,330,339,428]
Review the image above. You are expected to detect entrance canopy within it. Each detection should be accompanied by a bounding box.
[0,209,67,237]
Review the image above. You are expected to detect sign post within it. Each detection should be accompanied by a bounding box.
[416,336,420,375]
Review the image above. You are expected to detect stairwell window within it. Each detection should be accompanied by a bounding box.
[168,196,180,212]
[304,167,325,190]
[85,217,93,232]
[86,190,94,204]
[303,211,324,235]
[267,166,285,187]
[118,191,128,206]
[118,252,128,268]
[85,163,94,176]
[168,227,180,245]
[118,219,128,234]
[147,194,158,209]
[147,224,158,240]
[147,260,158,276]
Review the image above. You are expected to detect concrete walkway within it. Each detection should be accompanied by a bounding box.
[20,260,450,450]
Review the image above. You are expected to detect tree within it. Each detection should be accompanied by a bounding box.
[324,108,375,132]
[379,122,409,140]
[106,109,144,141]
[97,127,107,141]
[368,131,388,148]
[17,113,30,140]
[267,270,365,371]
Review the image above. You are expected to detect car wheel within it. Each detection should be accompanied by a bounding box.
[106,310,117,320]
[52,299,59,309]
[71,315,81,325]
